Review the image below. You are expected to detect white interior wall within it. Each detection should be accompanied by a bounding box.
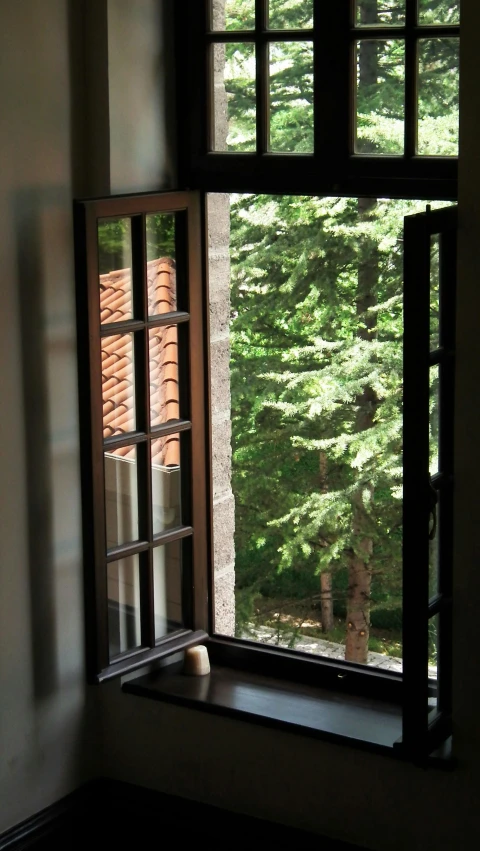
[0,0,93,831]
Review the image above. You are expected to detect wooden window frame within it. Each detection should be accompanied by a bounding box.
[74,0,459,761]
[178,0,459,198]
[74,191,210,683]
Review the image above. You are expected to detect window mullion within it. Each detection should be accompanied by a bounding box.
[404,0,418,157]
[314,0,350,170]
[256,0,268,154]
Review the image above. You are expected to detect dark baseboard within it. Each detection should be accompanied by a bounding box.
[1,778,362,850]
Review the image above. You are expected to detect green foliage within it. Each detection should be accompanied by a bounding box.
[219,1,459,646]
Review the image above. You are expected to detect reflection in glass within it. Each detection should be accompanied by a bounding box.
[98,218,133,323]
[104,446,139,548]
[107,555,141,659]
[152,435,182,535]
[428,614,438,681]
[429,364,440,476]
[356,0,405,26]
[212,43,256,151]
[430,234,440,351]
[429,496,439,600]
[153,542,183,640]
[356,39,405,154]
[146,214,177,316]
[418,0,459,25]
[418,39,459,156]
[269,41,313,152]
[102,333,136,437]
[269,0,313,30]
[211,0,255,31]
[149,327,180,427]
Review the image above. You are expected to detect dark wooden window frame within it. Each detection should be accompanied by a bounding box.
[178,0,459,199]
[74,0,459,762]
[74,191,210,683]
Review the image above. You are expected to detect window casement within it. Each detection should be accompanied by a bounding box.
[75,0,459,762]
[74,193,210,682]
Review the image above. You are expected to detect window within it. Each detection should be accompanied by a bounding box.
[75,0,459,759]
[74,193,210,681]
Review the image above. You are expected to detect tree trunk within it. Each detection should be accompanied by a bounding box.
[320,570,334,633]
[318,451,334,632]
[344,0,378,665]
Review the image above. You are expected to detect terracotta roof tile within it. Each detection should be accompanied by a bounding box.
[100,258,179,466]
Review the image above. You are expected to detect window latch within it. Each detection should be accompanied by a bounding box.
[429,477,438,541]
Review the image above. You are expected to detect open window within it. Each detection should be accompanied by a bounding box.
[74,192,209,682]
[75,0,459,759]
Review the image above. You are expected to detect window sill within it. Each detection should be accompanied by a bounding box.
[122,640,453,770]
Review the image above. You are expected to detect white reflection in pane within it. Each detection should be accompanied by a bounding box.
[154,542,183,639]
[104,447,139,548]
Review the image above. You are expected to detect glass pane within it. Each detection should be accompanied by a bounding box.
[102,333,136,437]
[356,40,405,154]
[269,41,314,152]
[146,214,176,316]
[104,446,139,548]
[429,495,439,599]
[152,435,182,534]
[269,0,313,29]
[356,0,405,26]
[417,38,459,156]
[430,364,440,476]
[428,614,438,681]
[211,0,255,31]
[430,234,440,350]
[107,555,141,659]
[153,542,184,640]
[418,0,460,25]
[212,43,256,152]
[149,326,180,427]
[98,218,133,323]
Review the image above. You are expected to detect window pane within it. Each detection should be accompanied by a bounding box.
[98,218,133,323]
[146,214,176,316]
[107,555,141,659]
[356,39,405,154]
[102,333,136,437]
[149,326,180,427]
[417,38,459,156]
[429,495,439,599]
[152,435,182,534]
[430,364,440,476]
[269,41,313,152]
[212,43,256,152]
[428,614,438,681]
[153,542,183,639]
[211,0,255,31]
[269,0,313,30]
[356,0,405,26]
[418,0,460,25]
[104,446,139,549]
[430,234,440,350]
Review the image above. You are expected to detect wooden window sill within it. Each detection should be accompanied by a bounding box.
[122,652,453,768]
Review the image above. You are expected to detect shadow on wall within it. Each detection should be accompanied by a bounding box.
[14,186,82,701]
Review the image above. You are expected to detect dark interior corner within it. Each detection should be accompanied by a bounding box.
[0,780,363,851]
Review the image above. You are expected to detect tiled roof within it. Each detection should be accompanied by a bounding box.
[100,258,179,467]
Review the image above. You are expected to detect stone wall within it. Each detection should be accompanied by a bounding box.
[208,0,235,636]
